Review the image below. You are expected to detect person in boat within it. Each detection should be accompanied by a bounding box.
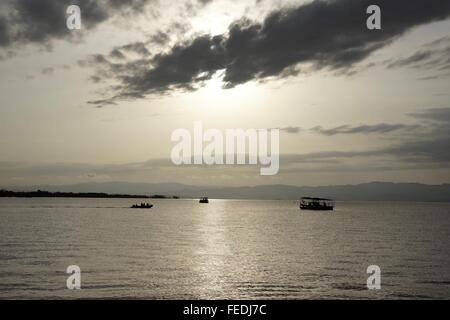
[131,203,152,208]
[199,197,209,203]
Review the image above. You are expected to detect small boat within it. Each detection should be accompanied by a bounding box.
[300,197,334,211]
[131,203,153,209]
[199,197,209,204]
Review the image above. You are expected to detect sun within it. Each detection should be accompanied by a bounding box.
[192,12,232,36]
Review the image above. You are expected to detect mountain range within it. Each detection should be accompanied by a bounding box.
[3,181,450,202]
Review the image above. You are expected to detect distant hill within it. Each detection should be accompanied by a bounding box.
[3,181,450,202]
[0,189,178,199]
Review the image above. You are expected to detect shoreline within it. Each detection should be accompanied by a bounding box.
[0,190,179,199]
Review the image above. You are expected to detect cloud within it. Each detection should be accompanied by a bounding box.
[279,138,450,166]
[273,123,419,135]
[0,0,211,53]
[84,0,450,106]
[0,0,111,48]
[3,136,449,186]
[41,67,55,75]
[311,123,420,136]
[149,30,171,46]
[276,126,302,134]
[0,17,10,46]
[2,107,450,185]
[417,75,442,81]
[273,108,450,166]
[385,137,450,163]
[112,42,151,57]
[386,36,450,78]
[408,107,450,123]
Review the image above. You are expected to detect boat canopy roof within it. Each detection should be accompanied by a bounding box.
[301,197,333,201]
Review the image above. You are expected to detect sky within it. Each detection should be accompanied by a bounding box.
[0,0,450,187]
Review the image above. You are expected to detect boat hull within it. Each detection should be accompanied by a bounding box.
[300,205,333,211]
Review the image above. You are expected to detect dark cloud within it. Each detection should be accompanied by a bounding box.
[1,0,109,48]
[311,123,420,136]
[0,0,210,52]
[0,17,10,46]
[86,0,450,106]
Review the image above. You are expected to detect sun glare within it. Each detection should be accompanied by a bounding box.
[192,12,232,36]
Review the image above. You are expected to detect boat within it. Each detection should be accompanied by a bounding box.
[131,203,153,209]
[299,197,334,211]
[199,197,209,203]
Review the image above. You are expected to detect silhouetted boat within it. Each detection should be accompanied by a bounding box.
[300,197,334,211]
[131,203,153,209]
[199,197,209,203]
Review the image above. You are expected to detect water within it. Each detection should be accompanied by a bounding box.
[0,198,449,299]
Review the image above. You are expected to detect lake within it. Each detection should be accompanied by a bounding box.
[0,198,449,299]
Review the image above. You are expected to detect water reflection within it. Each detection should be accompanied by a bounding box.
[1,198,449,299]
[194,200,231,298]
